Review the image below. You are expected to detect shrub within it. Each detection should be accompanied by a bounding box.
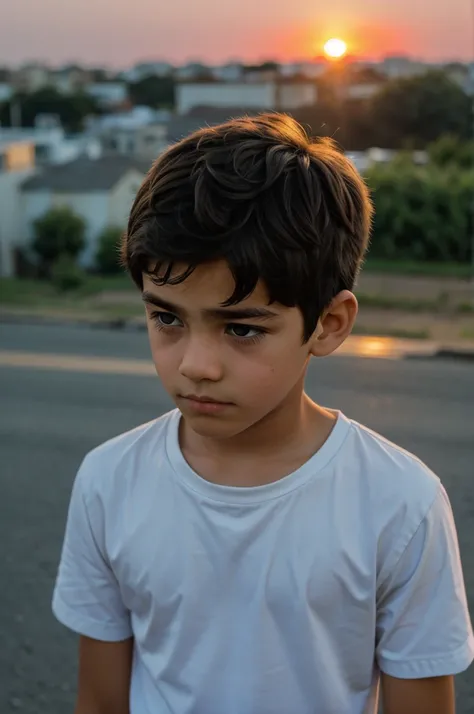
[95,226,124,275]
[366,161,473,264]
[32,206,86,274]
[51,254,85,292]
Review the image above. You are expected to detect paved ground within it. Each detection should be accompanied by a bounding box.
[0,323,473,713]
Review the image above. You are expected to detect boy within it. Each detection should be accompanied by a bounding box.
[53,114,473,714]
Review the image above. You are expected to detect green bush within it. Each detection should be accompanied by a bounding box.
[51,254,85,292]
[32,206,86,274]
[95,226,124,275]
[366,160,473,264]
[428,135,474,170]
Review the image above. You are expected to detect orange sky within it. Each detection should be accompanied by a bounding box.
[0,0,472,66]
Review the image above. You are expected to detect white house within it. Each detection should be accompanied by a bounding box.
[21,156,150,267]
[176,81,317,115]
[0,141,37,277]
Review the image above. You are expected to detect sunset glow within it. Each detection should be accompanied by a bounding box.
[0,0,471,65]
[324,38,348,59]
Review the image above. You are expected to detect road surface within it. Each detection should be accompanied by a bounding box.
[0,323,473,713]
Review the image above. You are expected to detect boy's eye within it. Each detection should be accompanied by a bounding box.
[152,311,182,327]
[227,324,262,338]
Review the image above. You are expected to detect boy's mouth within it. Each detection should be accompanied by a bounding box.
[179,394,235,414]
[181,394,232,405]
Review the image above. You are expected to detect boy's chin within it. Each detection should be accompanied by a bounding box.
[180,411,249,440]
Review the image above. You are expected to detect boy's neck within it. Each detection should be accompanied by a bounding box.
[179,384,337,488]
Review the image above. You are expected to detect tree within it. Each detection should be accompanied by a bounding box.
[32,206,86,274]
[370,71,471,149]
[0,88,101,132]
[127,76,175,108]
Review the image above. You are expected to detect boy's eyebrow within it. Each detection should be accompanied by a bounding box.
[141,291,279,320]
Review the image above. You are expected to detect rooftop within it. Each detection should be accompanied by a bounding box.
[22,155,151,192]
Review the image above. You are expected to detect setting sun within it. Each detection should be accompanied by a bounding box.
[324,38,348,59]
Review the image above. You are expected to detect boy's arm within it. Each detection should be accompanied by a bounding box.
[52,455,134,711]
[376,484,474,707]
[75,636,134,714]
[381,673,455,714]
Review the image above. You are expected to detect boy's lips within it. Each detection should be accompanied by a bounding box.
[179,394,234,414]
[181,394,232,405]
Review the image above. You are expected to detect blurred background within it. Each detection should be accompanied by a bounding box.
[0,1,473,712]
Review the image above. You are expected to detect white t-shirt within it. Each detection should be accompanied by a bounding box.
[52,409,474,714]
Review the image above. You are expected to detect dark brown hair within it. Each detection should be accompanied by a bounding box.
[123,112,373,341]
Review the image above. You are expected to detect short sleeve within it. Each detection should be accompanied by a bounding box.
[52,456,133,642]
[376,484,474,679]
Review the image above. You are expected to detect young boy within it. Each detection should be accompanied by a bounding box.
[53,114,473,714]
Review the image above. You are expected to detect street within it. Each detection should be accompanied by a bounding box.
[0,323,473,713]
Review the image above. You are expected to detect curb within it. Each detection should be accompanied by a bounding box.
[1,311,474,362]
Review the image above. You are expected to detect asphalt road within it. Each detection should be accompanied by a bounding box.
[1,323,473,714]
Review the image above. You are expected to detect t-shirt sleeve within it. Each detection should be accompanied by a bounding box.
[52,455,133,642]
[376,484,474,679]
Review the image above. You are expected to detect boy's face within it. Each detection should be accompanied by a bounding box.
[142,260,316,439]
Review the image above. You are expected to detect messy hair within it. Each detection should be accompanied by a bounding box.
[123,113,373,341]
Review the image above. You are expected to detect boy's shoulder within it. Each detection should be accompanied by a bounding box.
[76,409,177,497]
[346,416,440,494]
[343,415,442,543]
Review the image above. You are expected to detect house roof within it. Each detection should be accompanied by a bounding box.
[21,155,151,193]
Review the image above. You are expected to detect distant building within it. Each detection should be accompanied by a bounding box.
[347,148,428,174]
[86,106,170,133]
[86,107,171,160]
[176,80,318,115]
[0,140,37,277]
[379,56,427,79]
[211,64,244,81]
[0,117,101,166]
[343,69,385,100]
[50,65,92,94]
[280,61,327,79]
[12,63,51,93]
[123,62,174,82]
[21,156,150,267]
[174,63,212,81]
[86,82,129,109]
[100,124,168,161]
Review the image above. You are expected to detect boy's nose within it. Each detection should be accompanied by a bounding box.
[178,338,224,383]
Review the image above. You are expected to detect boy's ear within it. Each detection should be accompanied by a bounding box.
[309,291,358,358]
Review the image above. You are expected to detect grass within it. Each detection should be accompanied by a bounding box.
[0,275,134,307]
[460,329,474,340]
[352,324,431,340]
[363,259,473,280]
